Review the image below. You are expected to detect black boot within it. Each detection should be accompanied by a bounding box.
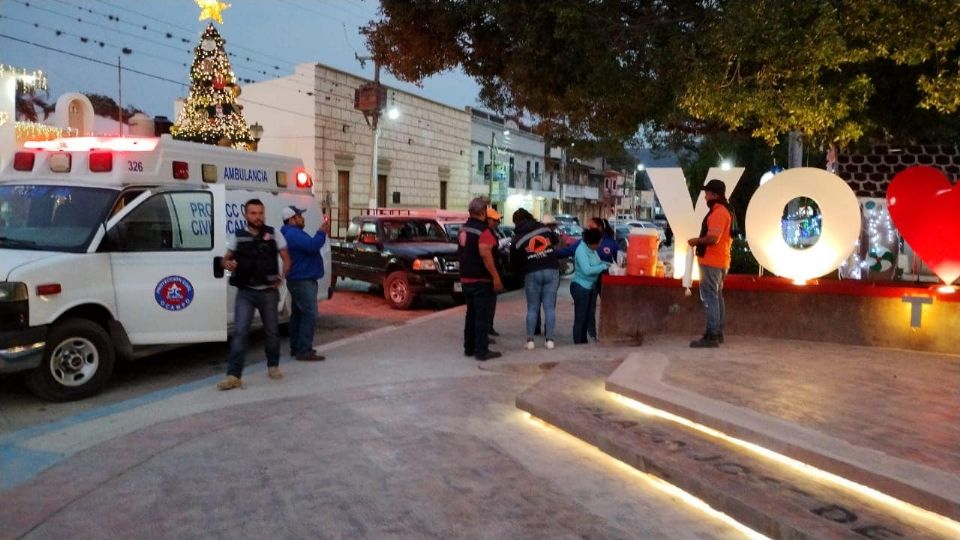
[689,333,720,348]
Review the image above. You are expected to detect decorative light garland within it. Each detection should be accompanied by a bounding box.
[15,122,78,143]
[0,64,48,92]
[0,111,8,127]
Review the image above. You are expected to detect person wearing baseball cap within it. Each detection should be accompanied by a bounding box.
[280,204,328,361]
[485,207,505,339]
[687,179,735,348]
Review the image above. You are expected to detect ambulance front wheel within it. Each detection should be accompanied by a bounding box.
[25,319,116,402]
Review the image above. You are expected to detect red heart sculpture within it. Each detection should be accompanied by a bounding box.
[887,166,960,285]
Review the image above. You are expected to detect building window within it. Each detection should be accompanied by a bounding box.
[477,150,485,174]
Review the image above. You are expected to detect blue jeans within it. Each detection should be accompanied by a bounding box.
[463,281,494,356]
[570,282,597,344]
[227,287,280,377]
[525,269,559,339]
[699,265,727,335]
[587,284,600,339]
[287,279,319,357]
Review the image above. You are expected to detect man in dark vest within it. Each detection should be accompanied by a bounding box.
[458,197,503,361]
[218,199,291,390]
[687,179,734,348]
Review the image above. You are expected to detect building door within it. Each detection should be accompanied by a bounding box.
[377,174,388,208]
[337,171,350,232]
[439,181,448,210]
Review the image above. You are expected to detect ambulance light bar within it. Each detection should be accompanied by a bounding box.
[24,137,160,152]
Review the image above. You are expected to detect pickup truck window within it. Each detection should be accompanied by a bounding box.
[381,220,447,242]
[345,221,360,241]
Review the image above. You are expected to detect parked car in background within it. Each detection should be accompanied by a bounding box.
[613,220,666,245]
[555,214,581,228]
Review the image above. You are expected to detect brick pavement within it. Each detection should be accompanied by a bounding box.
[655,337,960,477]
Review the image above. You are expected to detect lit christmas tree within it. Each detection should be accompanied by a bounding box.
[170,22,252,148]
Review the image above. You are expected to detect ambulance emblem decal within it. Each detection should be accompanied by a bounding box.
[155,276,195,311]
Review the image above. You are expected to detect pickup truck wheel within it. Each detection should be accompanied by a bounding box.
[25,319,116,402]
[384,270,415,310]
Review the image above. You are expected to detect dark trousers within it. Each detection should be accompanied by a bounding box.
[489,290,498,332]
[287,279,319,357]
[571,282,597,344]
[463,281,494,356]
[227,287,280,377]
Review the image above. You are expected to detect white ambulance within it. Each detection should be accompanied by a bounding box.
[0,135,332,401]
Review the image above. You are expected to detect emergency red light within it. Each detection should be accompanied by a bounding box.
[24,137,159,152]
[36,283,62,296]
[172,161,189,180]
[13,152,35,171]
[89,152,113,172]
[295,170,312,188]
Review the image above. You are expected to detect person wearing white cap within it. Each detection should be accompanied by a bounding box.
[280,205,328,361]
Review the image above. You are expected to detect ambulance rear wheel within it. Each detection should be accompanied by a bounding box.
[26,319,116,402]
[384,271,415,310]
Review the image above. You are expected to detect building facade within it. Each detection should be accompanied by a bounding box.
[467,109,558,223]
[239,63,471,235]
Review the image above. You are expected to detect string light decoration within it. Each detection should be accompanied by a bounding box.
[0,111,8,127]
[0,64,47,92]
[170,23,252,149]
[840,199,900,280]
[15,122,78,144]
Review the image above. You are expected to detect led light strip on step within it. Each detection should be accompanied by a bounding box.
[608,392,960,537]
[522,412,771,540]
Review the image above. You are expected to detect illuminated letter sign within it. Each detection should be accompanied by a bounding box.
[745,168,861,282]
[647,167,745,278]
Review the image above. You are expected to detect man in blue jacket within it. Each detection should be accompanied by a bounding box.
[280,205,327,361]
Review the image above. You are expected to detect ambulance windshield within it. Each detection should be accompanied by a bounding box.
[0,185,116,252]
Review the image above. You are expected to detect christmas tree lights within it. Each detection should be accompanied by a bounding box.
[170,23,252,149]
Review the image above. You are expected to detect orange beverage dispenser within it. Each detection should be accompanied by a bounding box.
[626,228,660,276]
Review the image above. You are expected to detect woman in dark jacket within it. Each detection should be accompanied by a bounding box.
[511,209,561,350]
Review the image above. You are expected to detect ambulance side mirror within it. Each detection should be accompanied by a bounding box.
[213,256,225,279]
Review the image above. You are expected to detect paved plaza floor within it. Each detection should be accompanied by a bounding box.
[1,284,958,538]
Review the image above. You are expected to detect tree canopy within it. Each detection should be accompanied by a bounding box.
[365,0,960,149]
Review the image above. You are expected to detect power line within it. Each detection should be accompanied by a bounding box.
[0,33,335,122]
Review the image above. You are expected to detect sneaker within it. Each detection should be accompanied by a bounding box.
[545,339,555,350]
[475,350,502,361]
[217,375,243,390]
[296,351,325,362]
[689,334,720,348]
[268,367,283,379]
[525,339,535,350]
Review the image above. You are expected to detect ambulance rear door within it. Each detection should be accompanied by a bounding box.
[100,184,228,344]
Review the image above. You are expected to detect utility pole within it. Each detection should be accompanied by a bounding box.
[117,57,123,136]
[488,130,496,202]
[355,55,384,210]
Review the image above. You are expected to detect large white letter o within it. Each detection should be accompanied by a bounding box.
[745,168,860,282]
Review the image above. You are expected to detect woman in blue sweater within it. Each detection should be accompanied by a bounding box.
[571,228,610,344]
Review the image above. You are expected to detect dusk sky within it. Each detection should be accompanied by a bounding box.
[1,0,483,117]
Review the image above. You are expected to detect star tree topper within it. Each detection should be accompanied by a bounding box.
[196,0,230,24]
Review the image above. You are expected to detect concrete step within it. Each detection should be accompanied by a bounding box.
[606,352,960,521]
[516,361,957,540]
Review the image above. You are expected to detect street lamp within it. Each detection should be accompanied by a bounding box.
[387,106,400,120]
[249,122,263,151]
